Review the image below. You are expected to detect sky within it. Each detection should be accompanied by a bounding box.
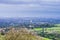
[0,0,60,18]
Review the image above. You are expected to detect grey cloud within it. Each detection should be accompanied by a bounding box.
[0,0,38,4]
[0,0,60,18]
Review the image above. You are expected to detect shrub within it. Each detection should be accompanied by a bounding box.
[5,28,43,40]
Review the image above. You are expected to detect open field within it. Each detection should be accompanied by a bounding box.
[55,24,60,27]
[32,24,60,40]
[33,23,60,33]
[33,27,60,34]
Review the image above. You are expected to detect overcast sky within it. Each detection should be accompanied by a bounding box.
[0,0,60,18]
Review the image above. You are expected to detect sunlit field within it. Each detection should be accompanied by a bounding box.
[32,24,60,40]
[33,27,60,33]
[33,24,60,33]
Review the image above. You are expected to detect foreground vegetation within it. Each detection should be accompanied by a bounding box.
[0,35,5,40]
[5,28,42,40]
[0,28,51,40]
[0,24,60,40]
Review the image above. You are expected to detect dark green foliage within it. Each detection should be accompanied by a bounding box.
[1,32,5,35]
[38,32,60,40]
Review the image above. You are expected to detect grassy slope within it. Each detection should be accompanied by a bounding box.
[0,35,51,40]
[0,30,51,40]
[0,35,5,40]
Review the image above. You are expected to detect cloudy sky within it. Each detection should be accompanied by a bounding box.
[0,0,60,18]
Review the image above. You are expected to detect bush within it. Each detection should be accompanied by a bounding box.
[5,28,43,40]
[0,30,6,35]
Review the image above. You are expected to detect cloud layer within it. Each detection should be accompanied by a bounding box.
[0,0,60,18]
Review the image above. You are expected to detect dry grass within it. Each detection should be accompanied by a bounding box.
[5,28,43,40]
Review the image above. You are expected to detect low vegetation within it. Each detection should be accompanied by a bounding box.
[5,28,44,40]
[0,28,51,40]
[1,24,60,40]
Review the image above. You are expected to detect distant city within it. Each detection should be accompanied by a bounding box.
[0,17,59,28]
